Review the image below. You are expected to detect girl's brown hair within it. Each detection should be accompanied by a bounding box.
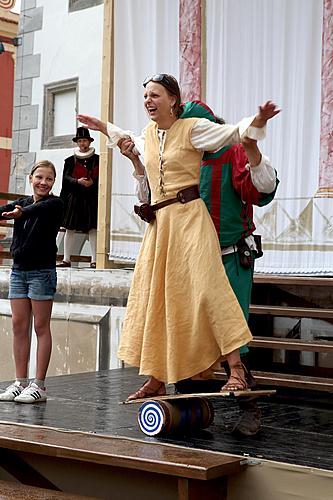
[30,160,56,178]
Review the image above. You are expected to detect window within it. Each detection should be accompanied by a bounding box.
[68,0,103,13]
[42,78,78,150]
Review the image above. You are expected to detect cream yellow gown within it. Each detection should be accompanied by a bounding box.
[118,117,252,383]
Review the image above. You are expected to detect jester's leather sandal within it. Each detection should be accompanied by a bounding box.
[222,362,250,392]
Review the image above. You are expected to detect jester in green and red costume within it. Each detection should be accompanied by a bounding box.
[181,101,279,355]
[175,101,279,435]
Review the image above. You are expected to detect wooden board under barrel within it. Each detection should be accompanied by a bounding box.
[121,389,276,405]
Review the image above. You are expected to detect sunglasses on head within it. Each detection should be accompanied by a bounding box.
[143,74,171,87]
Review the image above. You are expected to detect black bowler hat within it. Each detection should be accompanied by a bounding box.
[72,127,94,143]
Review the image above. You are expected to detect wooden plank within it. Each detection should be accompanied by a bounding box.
[122,389,276,405]
[250,336,333,352]
[252,372,333,392]
[0,449,60,490]
[253,274,333,287]
[0,251,91,263]
[0,225,67,232]
[250,304,333,320]
[96,0,114,270]
[0,480,97,499]
[56,254,91,263]
[214,371,333,392]
[178,476,228,500]
[0,424,242,481]
[0,191,26,201]
[0,251,12,259]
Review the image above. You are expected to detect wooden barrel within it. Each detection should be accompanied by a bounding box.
[138,397,214,436]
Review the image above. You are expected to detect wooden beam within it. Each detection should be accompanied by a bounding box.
[178,476,228,500]
[214,370,333,392]
[253,274,333,286]
[0,424,243,481]
[96,0,114,269]
[250,304,333,320]
[250,336,333,352]
[0,449,60,491]
[0,191,26,200]
[0,251,91,264]
[0,481,91,500]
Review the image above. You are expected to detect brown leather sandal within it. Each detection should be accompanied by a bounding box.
[222,362,250,392]
[57,261,71,268]
[127,378,166,401]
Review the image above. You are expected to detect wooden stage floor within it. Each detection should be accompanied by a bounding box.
[0,367,332,472]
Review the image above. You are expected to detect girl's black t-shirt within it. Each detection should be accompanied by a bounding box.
[0,195,64,270]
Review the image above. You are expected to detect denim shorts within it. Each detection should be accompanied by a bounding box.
[9,268,57,301]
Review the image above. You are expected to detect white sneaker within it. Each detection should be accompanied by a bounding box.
[0,381,24,401]
[14,382,47,403]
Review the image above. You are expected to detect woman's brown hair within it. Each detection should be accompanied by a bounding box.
[30,160,56,178]
[143,74,184,118]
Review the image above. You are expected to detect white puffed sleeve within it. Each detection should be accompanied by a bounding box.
[191,117,266,152]
[247,154,277,194]
[133,170,150,203]
[106,123,146,157]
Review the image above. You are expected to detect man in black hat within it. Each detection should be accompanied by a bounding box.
[58,127,99,268]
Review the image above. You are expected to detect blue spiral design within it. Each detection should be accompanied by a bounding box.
[138,401,165,436]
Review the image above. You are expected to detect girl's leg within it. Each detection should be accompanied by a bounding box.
[63,229,75,264]
[10,298,32,378]
[222,348,248,391]
[88,228,97,265]
[31,299,53,381]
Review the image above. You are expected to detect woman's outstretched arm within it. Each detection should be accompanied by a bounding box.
[77,114,108,136]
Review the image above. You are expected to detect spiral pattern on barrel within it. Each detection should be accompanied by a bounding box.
[138,401,165,436]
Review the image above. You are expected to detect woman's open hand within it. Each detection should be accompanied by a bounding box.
[77,114,108,136]
[1,205,23,219]
[252,101,281,128]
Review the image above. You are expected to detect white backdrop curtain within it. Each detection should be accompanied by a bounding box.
[110,0,331,274]
[206,0,332,274]
[110,0,179,261]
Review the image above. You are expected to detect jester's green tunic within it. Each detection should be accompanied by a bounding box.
[181,102,278,354]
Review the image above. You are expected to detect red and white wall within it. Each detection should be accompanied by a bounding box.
[0,6,18,201]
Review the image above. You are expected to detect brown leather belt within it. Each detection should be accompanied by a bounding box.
[134,185,200,223]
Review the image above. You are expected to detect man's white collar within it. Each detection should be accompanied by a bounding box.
[74,147,95,159]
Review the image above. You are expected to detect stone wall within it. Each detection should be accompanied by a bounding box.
[10,0,40,192]
[0,268,132,381]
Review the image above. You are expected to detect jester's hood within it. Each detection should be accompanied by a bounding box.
[181,100,217,123]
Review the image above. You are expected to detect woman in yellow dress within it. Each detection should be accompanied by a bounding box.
[78,74,279,400]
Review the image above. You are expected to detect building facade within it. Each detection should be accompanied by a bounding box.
[0,5,18,200]
[10,0,104,196]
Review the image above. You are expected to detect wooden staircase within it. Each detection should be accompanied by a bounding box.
[245,274,333,392]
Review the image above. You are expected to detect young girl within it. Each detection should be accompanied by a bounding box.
[0,160,63,403]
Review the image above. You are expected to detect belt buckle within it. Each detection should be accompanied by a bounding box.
[134,204,156,223]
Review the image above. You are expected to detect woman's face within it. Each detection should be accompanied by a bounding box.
[29,166,55,200]
[143,82,176,124]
